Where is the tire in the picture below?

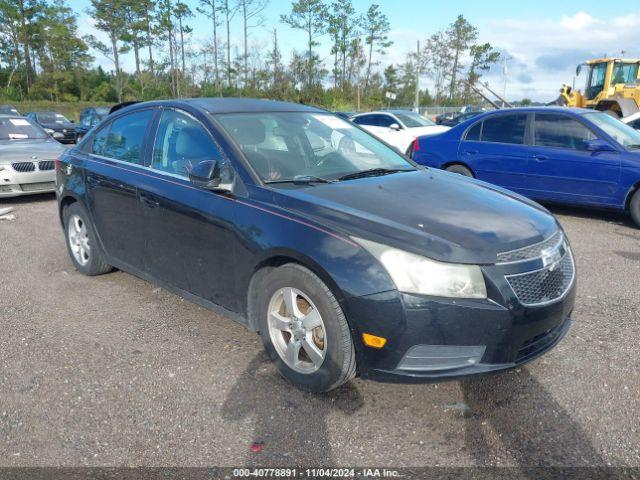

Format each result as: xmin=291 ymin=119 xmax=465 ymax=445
xmin=63 ymin=202 xmax=112 ymax=276
xmin=256 ymin=263 xmax=356 ymax=392
xmin=630 ymin=190 xmax=640 ymax=228
xmin=445 ymin=164 xmax=474 ymax=177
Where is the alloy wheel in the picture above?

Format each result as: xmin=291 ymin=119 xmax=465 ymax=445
xmin=67 ymin=214 xmax=91 ymax=266
xmin=267 ymin=287 xmax=327 ymax=374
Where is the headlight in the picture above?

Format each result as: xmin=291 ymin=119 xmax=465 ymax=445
xmin=353 ymin=237 xmax=487 ymax=299
xmin=44 ymin=128 xmax=55 ymax=135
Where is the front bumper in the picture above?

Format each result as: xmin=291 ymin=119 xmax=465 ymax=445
xmin=343 ymin=280 xmax=576 ymax=383
xmin=0 ymin=166 xmax=56 ymax=197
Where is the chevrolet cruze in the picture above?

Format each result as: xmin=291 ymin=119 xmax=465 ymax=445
xmin=56 ymin=99 xmax=576 ymax=392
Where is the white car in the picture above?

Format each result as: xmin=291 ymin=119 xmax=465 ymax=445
xmin=351 ymin=110 xmax=450 ymax=155
xmin=622 ymin=111 xmax=640 ymax=130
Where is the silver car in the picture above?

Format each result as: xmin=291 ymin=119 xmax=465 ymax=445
xmin=0 ymin=115 xmax=67 ymax=197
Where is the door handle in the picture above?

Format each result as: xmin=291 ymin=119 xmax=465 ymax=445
xmin=140 ymin=193 xmax=160 ymax=208
xmin=532 ymin=154 xmax=548 ymax=161
xmin=464 ymin=149 xmax=478 ymax=155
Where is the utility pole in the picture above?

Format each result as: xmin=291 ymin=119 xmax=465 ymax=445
xmin=414 ymin=40 xmax=420 ymax=112
xmin=502 ymin=56 xmax=510 ymax=108
xmin=355 ymin=40 xmax=361 ymax=112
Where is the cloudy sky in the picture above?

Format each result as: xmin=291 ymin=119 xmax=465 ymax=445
xmin=68 ymin=0 xmax=640 ymax=102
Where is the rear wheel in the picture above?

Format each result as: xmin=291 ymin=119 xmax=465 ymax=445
xmin=445 ymin=164 xmax=474 ymax=177
xmin=63 ymin=202 xmax=112 ymax=276
xmin=256 ymin=264 xmax=356 ymax=392
xmin=630 ymin=190 xmax=640 ymax=228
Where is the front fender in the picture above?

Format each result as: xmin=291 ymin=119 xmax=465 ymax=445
xmin=232 ymin=196 xmax=396 ymax=316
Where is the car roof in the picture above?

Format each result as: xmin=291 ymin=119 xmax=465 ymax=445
xmin=123 ymin=98 xmax=326 ymax=115
xmin=352 ymin=111 xmax=396 ymax=116
xmin=468 ymin=107 xmax=596 ymax=121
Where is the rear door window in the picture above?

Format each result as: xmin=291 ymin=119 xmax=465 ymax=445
xmin=377 ymin=115 xmax=396 ymax=128
xmin=101 ymin=110 xmax=153 ymax=164
xmin=353 ymin=115 xmax=379 ymax=127
xmin=534 ymin=113 xmax=596 ymax=150
xmin=480 ymin=114 xmax=527 ymax=144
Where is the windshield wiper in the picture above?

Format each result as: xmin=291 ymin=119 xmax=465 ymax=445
xmin=265 ymin=175 xmax=337 ymax=185
xmin=337 ymin=168 xmax=414 ymax=181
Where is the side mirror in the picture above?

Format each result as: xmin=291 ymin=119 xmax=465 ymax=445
xmin=389 ymin=123 xmax=402 ymax=131
xmin=584 ymin=139 xmax=616 ymax=153
xmin=188 ymin=159 xmax=233 ymax=192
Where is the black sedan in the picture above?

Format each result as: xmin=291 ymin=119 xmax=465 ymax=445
xmin=440 ymin=110 xmax=483 ymax=127
xmin=26 ymin=111 xmax=77 ymax=144
xmin=56 ymin=98 xmax=575 ymax=392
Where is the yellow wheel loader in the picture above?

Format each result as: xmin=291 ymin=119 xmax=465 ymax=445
xmin=554 ymin=58 xmax=640 ymax=118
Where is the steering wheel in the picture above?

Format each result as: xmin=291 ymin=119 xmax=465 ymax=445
xmin=316 ymin=151 xmax=345 ymax=169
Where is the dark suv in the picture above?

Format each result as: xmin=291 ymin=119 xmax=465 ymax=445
xmin=56 ymin=99 xmax=576 ymax=392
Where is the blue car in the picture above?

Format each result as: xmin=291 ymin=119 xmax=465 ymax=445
xmin=56 ymin=99 xmax=575 ymax=392
xmin=412 ymin=107 xmax=640 ymax=227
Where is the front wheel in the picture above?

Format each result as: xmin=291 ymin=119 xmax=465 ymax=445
xmin=445 ymin=164 xmax=474 ymax=177
xmin=256 ymin=264 xmax=356 ymax=392
xmin=630 ymin=190 xmax=640 ymax=228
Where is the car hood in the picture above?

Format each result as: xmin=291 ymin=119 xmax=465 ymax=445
xmin=272 ymin=169 xmax=558 ymax=264
xmin=0 ymin=139 xmax=67 ymax=163
xmin=407 ymin=125 xmax=450 ymax=137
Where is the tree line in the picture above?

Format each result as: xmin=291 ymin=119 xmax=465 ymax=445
xmin=0 ymin=0 xmax=500 ymax=109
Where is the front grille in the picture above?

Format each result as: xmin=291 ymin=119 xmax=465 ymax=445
xmin=497 ymin=230 xmax=563 ymax=263
xmin=20 ymin=181 xmax=55 ymax=192
xmin=517 ymin=321 xmax=566 ymax=361
xmin=11 ymin=161 xmax=36 ymax=173
xmin=0 ymin=185 xmax=13 ymax=193
xmin=506 ymin=251 xmax=575 ymax=306
xmin=38 ymin=160 xmax=55 ymax=171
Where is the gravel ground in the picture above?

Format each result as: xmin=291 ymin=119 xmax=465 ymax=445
xmin=0 ymin=193 xmax=638 ymax=468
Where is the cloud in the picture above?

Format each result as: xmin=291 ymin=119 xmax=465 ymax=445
xmin=560 ymin=12 xmax=597 ymax=31
xmin=478 ymin=11 xmax=640 ymax=101
xmin=535 ymin=49 xmax=599 ymax=72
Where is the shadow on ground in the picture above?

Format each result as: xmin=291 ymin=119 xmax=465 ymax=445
xmin=222 ymin=353 xmax=364 ymax=466
xmin=461 ymin=368 xmax=605 ymax=469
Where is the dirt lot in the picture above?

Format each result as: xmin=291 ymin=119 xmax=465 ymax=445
xmin=0 ymin=194 xmax=639 ymax=468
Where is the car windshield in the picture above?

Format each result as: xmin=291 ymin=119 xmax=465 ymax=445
xmin=0 ymin=117 xmax=48 ymax=140
xmin=584 ymin=112 xmax=640 ymax=148
xmin=392 ymin=112 xmax=435 ymax=128
xmin=217 ymin=112 xmax=415 ymax=183
xmin=0 ymin=106 xmax=20 ymax=115
xmin=95 ymin=107 xmax=110 ymax=118
xmin=37 ymin=112 xmax=70 ymax=124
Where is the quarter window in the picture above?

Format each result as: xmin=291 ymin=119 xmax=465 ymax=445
xmin=480 ymin=114 xmax=527 ymax=145
xmin=534 ymin=114 xmax=595 ymax=150
xmin=465 ymin=121 xmax=482 ymax=141
xmin=151 ymin=109 xmax=223 ymax=178
xmin=101 ymin=110 xmax=153 ymax=164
